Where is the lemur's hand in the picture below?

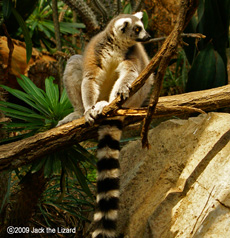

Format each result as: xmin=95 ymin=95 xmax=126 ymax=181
xmin=84 ymin=101 xmax=109 ymax=125
xmin=116 ymin=82 xmax=131 ymax=99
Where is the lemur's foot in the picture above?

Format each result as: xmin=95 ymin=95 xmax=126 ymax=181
xmin=57 ymin=111 xmax=82 ymax=127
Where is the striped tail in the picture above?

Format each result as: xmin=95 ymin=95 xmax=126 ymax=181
xmin=92 ymin=119 xmax=123 ymax=238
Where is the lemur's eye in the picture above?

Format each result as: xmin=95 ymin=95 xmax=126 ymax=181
xmin=134 ymin=26 xmax=141 ymax=34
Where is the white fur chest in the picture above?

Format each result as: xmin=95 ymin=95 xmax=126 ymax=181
xmin=96 ymin=46 xmax=125 ymax=101
xmin=100 ymin=45 xmax=125 ymax=71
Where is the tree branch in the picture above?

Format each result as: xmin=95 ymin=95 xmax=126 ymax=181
xmin=52 ymin=0 xmax=64 ymax=91
xmin=62 ymin=0 xmax=99 ymax=32
xmin=0 ymin=84 xmax=230 ymax=172
xmin=145 ymin=33 xmax=206 ymax=44
xmin=141 ymin=0 xmax=199 ymax=148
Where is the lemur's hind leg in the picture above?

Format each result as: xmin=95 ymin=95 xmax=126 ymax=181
xmin=57 ymin=55 xmax=84 ymax=126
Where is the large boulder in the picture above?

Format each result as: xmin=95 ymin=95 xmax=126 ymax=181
xmin=118 ymin=112 xmax=230 ymax=238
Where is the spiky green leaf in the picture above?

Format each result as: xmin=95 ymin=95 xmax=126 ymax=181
xmin=11 ymin=8 xmax=32 ymax=63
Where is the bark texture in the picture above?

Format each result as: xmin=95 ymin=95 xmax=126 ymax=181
xmin=0 ymin=84 xmax=230 ymax=172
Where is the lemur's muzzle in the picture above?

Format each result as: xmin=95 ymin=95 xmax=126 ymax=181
xmin=137 ymin=32 xmax=151 ymax=42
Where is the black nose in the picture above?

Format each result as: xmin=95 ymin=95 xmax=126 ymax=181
xmin=137 ymin=32 xmax=151 ymax=42
xmin=143 ymin=33 xmax=151 ymax=42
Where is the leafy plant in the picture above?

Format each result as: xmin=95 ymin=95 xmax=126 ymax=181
xmin=0 ymin=76 xmax=96 ymax=229
xmin=162 ymin=50 xmax=188 ymax=95
xmin=37 ymin=175 xmax=94 ymax=229
xmin=2 ymin=0 xmax=34 ymax=63
xmin=22 ymin=0 xmax=85 ymax=50
xmin=0 ymin=74 xmax=96 ymax=184
xmin=184 ymin=0 xmax=230 ymax=91
xmin=0 ymin=75 xmax=73 ymax=142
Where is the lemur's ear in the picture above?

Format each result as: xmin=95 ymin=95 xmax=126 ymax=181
xmin=115 ymin=18 xmax=132 ymax=33
xmin=133 ymin=12 xmax=143 ymax=20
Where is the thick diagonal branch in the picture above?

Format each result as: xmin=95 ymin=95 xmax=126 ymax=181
xmin=141 ymin=0 xmax=199 ymax=148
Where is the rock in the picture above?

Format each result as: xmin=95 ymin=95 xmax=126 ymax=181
xmin=118 ymin=112 xmax=230 ymax=238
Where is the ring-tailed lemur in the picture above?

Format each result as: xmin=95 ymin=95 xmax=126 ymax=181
xmin=58 ymin=12 xmax=153 ymax=238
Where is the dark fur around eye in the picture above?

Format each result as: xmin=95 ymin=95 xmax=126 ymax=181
xmin=121 ymin=21 xmax=129 ymax=33
xmin=134 ymin=26 xmax=141 ymax=34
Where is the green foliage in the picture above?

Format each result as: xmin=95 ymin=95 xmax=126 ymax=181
xmin=2 ymin=0 xmax=33 ymax=63
xmin=23 ymin=0 xmax=85 ymax=50
xmin=0 ymin=75 xmax=73 ymax=142
xmin=1 ymin=76 xmax=97 ymax=227
xmin=123 ymin=2 xmax=132 ymax=14
xmin=184 ymin=0 xmax=230 ymax=92
xmin=11 ymin=8 xmax=33 ymax=63
xmin=186 ymin=44 xmax=226 ymax=91
xmin=2 ymin=0 xmax=85 ymax=53
xmin=163 ymin=50 xmax=188 ymax=95
xmin=31 ymin=145 xmax=96 ymax=197
xmin=38 ymin=176 xmax=94 ymax=229
xmin=142 ymin=11 xmax=149 ymax=30
xmin=2 ymin=0 xmax=11 ymax=20
xmin=0 ymin=75 xmax=96 ymax=195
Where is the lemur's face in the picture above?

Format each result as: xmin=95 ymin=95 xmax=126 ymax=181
xmin=113 ymin=12 xmax=151 ymax=44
